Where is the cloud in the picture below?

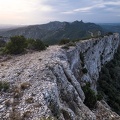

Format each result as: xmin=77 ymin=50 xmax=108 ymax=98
xmin=61 ymin=4 xmax=105 ymax=14
xmin=0 ymin=0 xmax=120 ymax=24
xmin=104 ymin=1 xmax=120 ymax=6
xmin=61 ymin=0 xmax=120 ymax=15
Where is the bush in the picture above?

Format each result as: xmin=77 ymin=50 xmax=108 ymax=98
xmin=82 ymin=83 xmax=97 ymax=109
xmin=26 ymin=38 xmax=36 ymax=50
xmin=80 ymin=52 xmax=84 ymax=63
xmin=4 ymin=37 xmax=46 ymax=54
xmin=0 ymin=81 xmax=10 ymax=92
xmin=59 ymin=39 xmax=70 ymax=45
xmin=67 ymin=42 xmax=76 ymax=46
xmin=33 ymin=39 xmax=46 ymax=51
xmin=27 ymin=39 xmax=46 ymax=51
xmin=106 ymin=32 xmax=113 ymax=36
xmin=97 ymin=46 xmax=120 ymax=115
xmin=0 ymin=40 xmax=6 ymax=47
xmin=97 ymin=91 xmax=104 ymax=101
xmin=5 ymin=36 xmax=27 ymax=54
xmin=82 ymin=68 xmax=88 ymax=74
xmin=61 ymin=45 xmax=69 ymax=50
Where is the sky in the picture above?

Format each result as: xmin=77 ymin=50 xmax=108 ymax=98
xmin=0 ymin=0 xmax=120 ymax=25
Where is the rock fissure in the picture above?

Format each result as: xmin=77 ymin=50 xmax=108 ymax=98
xmin=0 ymin=33 xmax=120 ymax=120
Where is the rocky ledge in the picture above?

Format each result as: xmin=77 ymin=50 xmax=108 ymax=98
xmin=0 ymin=33 xmax=120 ymax=120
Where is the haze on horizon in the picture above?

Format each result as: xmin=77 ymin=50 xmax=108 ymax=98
xmin=0 ymin=0 xmax=120 ymax=25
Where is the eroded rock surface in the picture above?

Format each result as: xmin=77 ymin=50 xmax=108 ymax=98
xmin=0 ymin=33 xmax=120 ymax=120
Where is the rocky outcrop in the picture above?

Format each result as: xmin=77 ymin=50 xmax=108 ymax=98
xmin=94 ymin=100 xmax=120 ymax=120
xmin=0 ymin=33 xmax=119 ymax=120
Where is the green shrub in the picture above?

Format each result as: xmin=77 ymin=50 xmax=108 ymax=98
xmin=5 ymin=36 xmax=27 ymax=54
xmin=0 ymin=47 xmax=6 ymax=55
xmin=1 ymin=36 xmax=46 ymax=55
xmin=33 ymin=39 xmax=46 ymax=51
xmin=0 ymin=81 xmax=10 ymax=92
xmin=0 ymin=40 xmax=6 ymax=47
xmin=27 ymin=38 xmax=46 ymax=51
xmin=97 ymin=91 xmax=104 ymax=101
xmin=26 ymin=38 xmax=36 ymax=50
xmin=67 ymin=42 xmax=76 ymax=46
xmin=61 ymin=42 xmax=76 ymax=50
xmin=97 ymin=46 xmax=120 ymax=115
xmin=59 ymin=39 xmax=70 ymax=45
xmin=82 ymin=68 xmax=88 ymax=74
xmin=80 ymin=52 xmax=84 ymax=63
xmin=61 ymin=45 xmax=69 ymax=49
xmin=106 ymin=32 xmax=113 ymax=36
xmin=45 ymin=44 xmax=49 ymax=48
xmin=82 ymin=83 xmax=97 ymax=109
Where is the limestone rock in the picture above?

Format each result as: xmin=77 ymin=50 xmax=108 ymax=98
xmin=0 ymin=33 xmax=119 ymax=120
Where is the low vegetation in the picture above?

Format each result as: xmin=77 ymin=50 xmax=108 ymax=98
xmin=20 ymin=82 xmax=31 ymax=90
xmin=9 ymin=109 xmax=22 ymax=120
xmin=0 ymin=35 xmax=47 ymax=55
xmin=40 ymin=117 xmax=57 ymax=120
xmin=82 ymin=82 xmax=103 ymax=110
xmin=59 ymin=39 xmax=70 ymax=45
xmin=0 ymin=81 xmax=10 ymax=92
xmin=80 ymin=52 xmax=84 ymax=63
xmin=82 ymin=83 xmax=97 ymax=109
xmin=82 ymin=68 xmax=88 ymax=74
xmin=27 ymin=38 xmax=46 ymax=51
xmin=5 ymin=36 xmax=27 ymax=54
xmin=97 ymin=46 xmax=120 ymax=115
xmin=106 ymin=32 xmax=113 ymax=36
xmin=25 ymin=97 xmax=34 ymax=104
xmin=0 ymin=39 xmax=6 ymax=47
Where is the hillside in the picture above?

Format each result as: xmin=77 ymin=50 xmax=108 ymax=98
xmin=99 ymin=23 xmax=120 ymax=34
xmin=0 ymin=21 xmax=103 ymax=45
xmin=0 ymin=33 xmax=119 ymax=120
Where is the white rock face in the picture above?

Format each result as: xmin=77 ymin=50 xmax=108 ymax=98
xmin=67 ymin=33 xmax=120 ymax=91
xmin=0 ymin=33 xmax=119 ymax=120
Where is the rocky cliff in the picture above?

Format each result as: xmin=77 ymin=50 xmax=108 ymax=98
xmin=0 ymin=33 xmax=119 ymax=120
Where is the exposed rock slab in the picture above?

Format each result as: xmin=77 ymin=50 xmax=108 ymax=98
xmin=0 ymin=33 xmax=119 ymax=120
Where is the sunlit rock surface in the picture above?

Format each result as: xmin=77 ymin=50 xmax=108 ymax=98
xmin=0 ymin=33 xmax=119 ymax=120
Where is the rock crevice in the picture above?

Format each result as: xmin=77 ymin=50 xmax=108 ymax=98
xmin=0 ymin=33 xmax=119 ymax=120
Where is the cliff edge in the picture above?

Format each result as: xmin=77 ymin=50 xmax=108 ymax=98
xmin=0 ymin=33 xmax=120 ymax=120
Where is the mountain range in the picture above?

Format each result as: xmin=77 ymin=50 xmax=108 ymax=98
xmin=98 ymin=23 xmax=120 ymax=34
xmin=0 ymin=21 xmax=103 ymax=44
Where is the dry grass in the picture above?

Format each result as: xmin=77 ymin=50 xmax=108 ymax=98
xmin=13 ymin=87 xmax=22 ymax=99
xmin=22 ymin=111 xmax=31 ymax=119
xmin=5 ymin=100 xmax=11 ymax=107
xmin=20 ymin=82 xmax=31 ymax=90
xmin=9 ymin=108 xmax=22 ymax=120
xmin=25 ymin=97 xmax=34 ymax=104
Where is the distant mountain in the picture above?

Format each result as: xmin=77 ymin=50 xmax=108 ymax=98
xmin=0 ymin=21 xmax=103 ymax=44
xmin=0 ymin=24 xmax=27 ymax=32
xmin=98 ymin=23 xmax=120 ymax=34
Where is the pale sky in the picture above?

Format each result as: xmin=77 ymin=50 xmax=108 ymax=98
xmin=0 ymin=0 xmax=120 ymax=25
